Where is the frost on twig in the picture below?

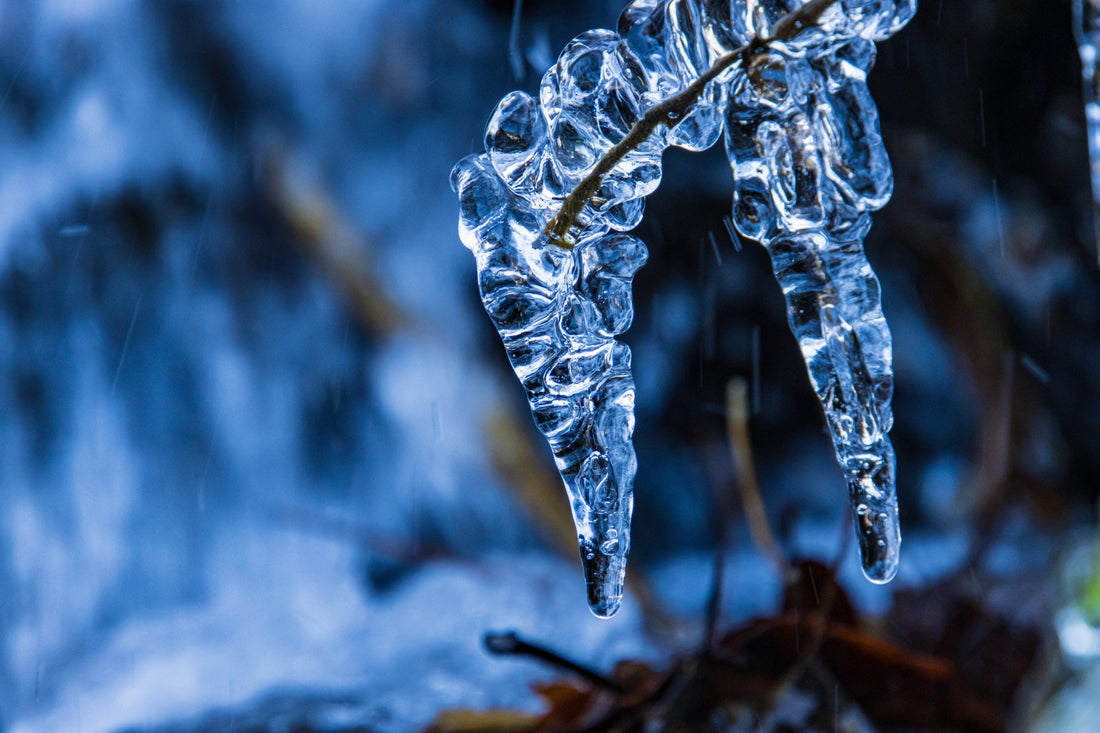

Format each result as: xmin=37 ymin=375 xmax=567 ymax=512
xmin=452 ymin=0 xmax=915 ymax=617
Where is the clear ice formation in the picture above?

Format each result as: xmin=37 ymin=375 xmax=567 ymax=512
xmin=452 ymin=0 xmax=914 ymax=616
xmin=1075 ymin=0 xmax=1100 ymax=265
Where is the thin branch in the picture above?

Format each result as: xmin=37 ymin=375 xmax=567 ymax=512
xmin=483 ymin=631 xmax=625 ymax=693
xmin=544 ymin=0 xmax=840 ymax=247
xmin=700 ymin=551 xmax=725 ymax=654
xmin=263 ymin=146 xmax=409 ymax=337
xmin=726 ymin=377 xmax=786 ymax=572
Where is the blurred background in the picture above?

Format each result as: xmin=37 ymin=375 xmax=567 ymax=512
xmin=0 ymin=0 xmax=1098 ymax=730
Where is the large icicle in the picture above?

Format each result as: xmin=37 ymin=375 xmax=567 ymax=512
xmin=451 ymin=31 xmax=663 ymax=617
xmin=453 ymin=0 xmax=915 ymax=615
xmin=1075 ymin=0 xmax=1100 ymax=266
xmin=724 ymin=10 xmax=911 ymax=581
xmin=452 ymin=152 xmax=647 ymax=617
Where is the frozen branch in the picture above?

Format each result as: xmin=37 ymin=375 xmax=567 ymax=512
xmin=544 ymin=0 xmax=840 ymax=247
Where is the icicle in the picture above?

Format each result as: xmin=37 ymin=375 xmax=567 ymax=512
xmin=452 ymin=32 xmax=659 ymax=617
xmin=1075 ymin=0 xmax=1100 ymax=266
xmin=725 ymin=24 xmax=906 ymax=582
xmin=453 ymin=0 xmax=915 ymax=615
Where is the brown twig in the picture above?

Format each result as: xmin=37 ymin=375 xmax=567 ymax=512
xmin=263 ymin=146 xmax=409 ymax=337
xmin=483 ymin=631 xmax=625 ymax=693
xmin=543 ymin=0 xmax=840 ymax=247
xmin=726 ymin=377 xmax=786 ymax=572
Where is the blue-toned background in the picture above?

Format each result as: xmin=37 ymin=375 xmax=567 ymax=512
xmin=0 ymin=1 xmax=1097 ymax=730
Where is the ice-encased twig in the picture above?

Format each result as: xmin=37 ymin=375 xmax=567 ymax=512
xmin=1075 ymin=0 xmax=1100 ymax=266
xmin=452 ymin=150 xmax=646 ymax=617
xmin=453 ymin=0 xmax=915 ymax=615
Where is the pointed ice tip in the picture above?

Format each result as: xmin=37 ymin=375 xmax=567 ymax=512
xmin=853 ymin=503 xmax=901 ymax=585
xmin=860 ymin=552 xmax=899 ymax=584
xmin=845 ymin=450 xmax=901 ymax=585
xmin=580 ymin=540 xmax=626 ymax=618
xmin=588 ymin=591 xmax=622 ymax=619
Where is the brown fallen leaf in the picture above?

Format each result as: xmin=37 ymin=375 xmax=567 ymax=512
xmin=438 ymin=558 xmax=1035 ymax=732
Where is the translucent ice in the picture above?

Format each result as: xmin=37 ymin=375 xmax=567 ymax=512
xmin=723 ymin=20 xmax=907 ymax=582
xmin=453 ymin=0 xmax=914 ymax=613
xmin=455 ymin=14 xmax=665 ymax=617
xmin=1075 ymin=0 xmax=1100 ymax=265
xmin=452 ymin=152 xmax=646 ymax=617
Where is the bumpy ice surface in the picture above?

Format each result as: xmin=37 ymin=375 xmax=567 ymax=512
xmin=453 ymin=0 xmax=916 ymax=616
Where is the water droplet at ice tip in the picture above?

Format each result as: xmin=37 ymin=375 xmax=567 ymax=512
xmin=581 ymin=540 xmax=625 ymax=618
xmin=861 ymin=554 xmax=899 ymax=585
xmin=853 ymin=499 xmax=900 ymax=584
xmin=858 ymin=529 xmax=900 ymax=584
xmin=588 ymin=591 xmax=623 ymax=619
